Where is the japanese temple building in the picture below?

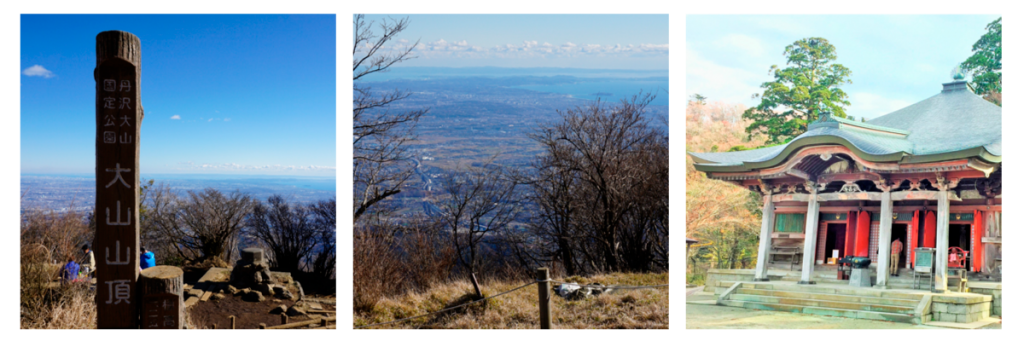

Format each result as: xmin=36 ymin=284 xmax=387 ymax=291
xmin=689 ymin=77 xmax=1001 ymax=294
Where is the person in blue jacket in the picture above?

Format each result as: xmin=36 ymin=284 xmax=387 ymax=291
xmin=61 ymin=255 xmax=79 ymax=284
xmin=140 ymin=246 xmax=156 ymax=270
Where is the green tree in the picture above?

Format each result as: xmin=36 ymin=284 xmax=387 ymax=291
xmin=742 ymin=37 xmax=852 ymax=145
xmin=961 ymin=17 xmax=1001 ymax=106
xmin=690 ymin=93 xmax=707 ymax=105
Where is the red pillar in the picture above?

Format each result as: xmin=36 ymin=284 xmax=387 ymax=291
xmin=844 ymin=211 xmax=857 ymax=258
xmin=908 ymin=210 xmax=919 ymax=265
xmin=923 ymin=211 xmax=936 ymax=248
xmin=855 ymin=211 xmax=871 ymax=257
xmin=972 ymin=210 xmax=984 ymax=272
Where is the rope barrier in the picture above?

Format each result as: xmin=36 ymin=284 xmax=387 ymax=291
xmin=549 ymin=280 xmax=669 ymax=290
xmin=355 ymin=280 xmax=539 ymax=329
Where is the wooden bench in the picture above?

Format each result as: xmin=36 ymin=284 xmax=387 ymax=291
xmin=769 ymin=238 xmax=804 ymax=270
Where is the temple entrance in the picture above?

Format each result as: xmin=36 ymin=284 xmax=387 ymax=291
xmin=950 ymin=223 xmax=972 ymax=269
xmin=823 ymin=223 xmax=847 ymax=261
xmin=891 ymin=223 xmax=908 ymax=268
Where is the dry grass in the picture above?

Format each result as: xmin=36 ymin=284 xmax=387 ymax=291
xmin=354 ymin=272 xmax=668 ymax=329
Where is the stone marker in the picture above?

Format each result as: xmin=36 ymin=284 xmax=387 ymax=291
xmin=139 ymin=266 xmax=184 ymax=329
xmin=94 ymin=30 xmax=143 ymax=329
xmin=200 ymin=291 xmax=213 ymax=302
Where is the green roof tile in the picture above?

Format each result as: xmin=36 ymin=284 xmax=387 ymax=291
xmin=689 ymin=81 xmax=1001 ymax=173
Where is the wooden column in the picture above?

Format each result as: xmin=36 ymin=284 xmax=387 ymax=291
xmin=934 ymin=188 xmax=950 ymax=293
xmin=799 ymin=184 xmax=819 ymax=285
xmin=753 ymin=192 xmax=775 ymax=281
xmin=139 ymin=266 xmax=184 ymax=329
xmin=94 ymin=30 xmax=142 ymax=329
xmin=875 ymin=189 xmax=893 ymax=288
xmin=536 ymin=268 xmax=551 ymax=329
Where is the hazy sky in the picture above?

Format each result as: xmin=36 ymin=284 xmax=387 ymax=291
xmin=21 ymin=14 xmax=336 ymax=176
xmin=687 ymin=15 xmax=1000 ymax=121
xmin=355 ymin=14 xmax=669 ymax=70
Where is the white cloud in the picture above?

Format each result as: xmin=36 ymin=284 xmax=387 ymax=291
xmin=848 ymin=92 xmax=914 ymax=120
xmin=224 ymin=118 xmax=231 ymax=122
xmin=372 ymin=39 xmax=669 ymax=60
xmin=170 ymin=115 xmax=181 ymax=120
xmin=716 ymin=34 xmax=765 ymax=57
xmin=22 ymin=65 xmax=55 ymax=78
xmin=174 ymin=162 xmax=336 ymax=172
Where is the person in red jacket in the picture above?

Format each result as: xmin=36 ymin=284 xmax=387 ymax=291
xmin=890 ymin=238 xmax=904 ymax=277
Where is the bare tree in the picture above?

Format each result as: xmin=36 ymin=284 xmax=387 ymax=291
xmin=353 ymin=14 xmax=427 ymax=222
xmin=246 ymin=195 xmax=317 ymax=274
xmin=530 ymin=94 xmax=666 ymax=273
xmin=308 ymin=198 xmax=337 ymax=281
xmin=435 ymin=161 xmax=522 ymax=273
xmin=148 ymin=188 xmax=254 ymax=265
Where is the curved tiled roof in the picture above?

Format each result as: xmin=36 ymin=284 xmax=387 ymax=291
xmin=690 ymin=81 xmax=1001 ymax=173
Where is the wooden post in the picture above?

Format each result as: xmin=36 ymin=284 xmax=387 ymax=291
xmin=536 ymin=268 xmax=551 ymax=329
xmin=470 ymin=272 xmax=483 ymax=298
xmin=230 ymin=315 xmax=236 ymax=329
xmin=139 ymin=266 xmax=184 ymax=329
xmin=281 ymin=313 xmax=288 ymax=325
xmin=320 ymin=318 xmax=328 ymax=327
xmin=94 ymin=30 xmax=143 ymax=329
xmin=212 ymin=324 xmax=217 ymax=329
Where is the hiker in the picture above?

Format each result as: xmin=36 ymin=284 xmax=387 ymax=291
xmin=140 ymin=246 xmax=156 ymax=270
xmin=890 ymin=238 xmax=903 ymax=277
xmin=81 ymin=244 xmax=95 ymax=279
xmin=61 ymin=255 xmax=80 ymax=284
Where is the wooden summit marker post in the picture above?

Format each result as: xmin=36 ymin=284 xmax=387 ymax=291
xmin=139 ymin=266 xmax=184 ymax=329
xmin=94 ymin=30 xmax=142 ymax=329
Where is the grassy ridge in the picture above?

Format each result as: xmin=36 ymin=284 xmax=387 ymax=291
xmin=354 ymin=272 xmax=668 ymax=329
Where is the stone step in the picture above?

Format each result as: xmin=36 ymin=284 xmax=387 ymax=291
xmin=734 ymin=287 xmax=920 ymax=308
xmin=720 ymin=299 xmax=918 ymax=324
xmin=730 ymin=293 xmax=917 ymax=314
xmin=739 ymin=283 xmax=926 ymax=301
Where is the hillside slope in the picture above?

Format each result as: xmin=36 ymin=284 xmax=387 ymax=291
xmin=354 ymin=272 xmax=668 ymax=329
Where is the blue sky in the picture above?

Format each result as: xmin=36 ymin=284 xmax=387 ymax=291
xmin=355 ymin=14 xmax=668 ymax=70
xmin=687 ymin=15 xmax=1000 ymax=121
xmin=21 ymin=14 xmax=336 ymax=176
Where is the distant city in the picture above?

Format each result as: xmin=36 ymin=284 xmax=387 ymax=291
xmin=21 ymin=174 xmax=336 ymax=213
xmin=358 ymin=67 xmax=669 ymax=217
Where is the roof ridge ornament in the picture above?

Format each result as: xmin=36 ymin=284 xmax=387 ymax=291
xmin=951 ymin=65 xmax=965 ymax=81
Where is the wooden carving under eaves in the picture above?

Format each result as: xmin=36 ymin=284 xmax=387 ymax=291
xmin=976 ymin=177 xmax=1001 ymax=198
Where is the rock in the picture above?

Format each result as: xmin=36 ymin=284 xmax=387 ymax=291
xmin=286 ymin=304 xmax=307 ymax=317
xmin=239 ymin=288 xmax=251 ymax=296
xmin=294 ymin=281 xmax=305 ymax=299
xmin=269 ymin=305 xmax=287 ymax=315
xmin=252 ymin=271 xmax=263 ymax=284
xmin=228 ymin=285 xmax=239 ymax=295
xmin=257 ymin=283 xmax=274 ymax=295
xmin=244 ymin=290 xmax=265 ymax=302
xmin=212 ymin=293 xmax=226 ymax=300
xmin=277 ymin=288 xmax=295 ymax=300
xmin=186 ymin=289 xmax=204 ymax=298
xmin=259 ymin=268 xmax=273 ymax=284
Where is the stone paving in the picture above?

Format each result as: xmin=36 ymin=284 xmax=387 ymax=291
xmin=686 ymin=287 xmax=1001 ymax=329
